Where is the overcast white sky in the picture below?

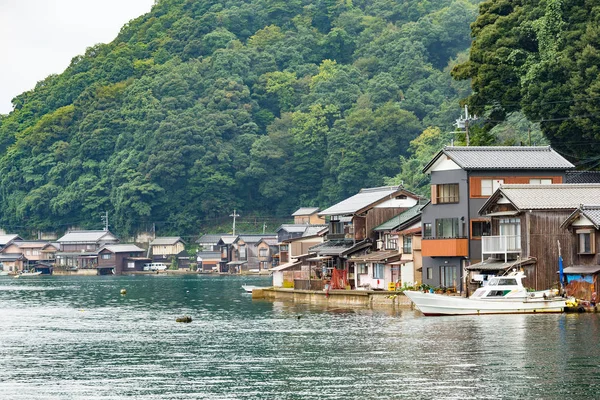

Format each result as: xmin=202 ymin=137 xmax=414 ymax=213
xmin=0 ymin=0 xmax=155 ymax=114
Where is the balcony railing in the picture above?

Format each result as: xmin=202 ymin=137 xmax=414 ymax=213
xmin=481 ymin=235 xmax=521 ymax=262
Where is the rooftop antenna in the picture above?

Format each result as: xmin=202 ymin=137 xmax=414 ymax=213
xmin=230 ymin=210 xmax=240 ymax=236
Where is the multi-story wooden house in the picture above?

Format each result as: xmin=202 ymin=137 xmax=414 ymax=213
xmin=256 ymin=237 xmax=279 ymax=272
xmin=55 ymin=230 xmax=119 ymax=269
xmin=291 ymin=207 xmax=325 ymax=225
xmin=97 ymin=244 xmax=148 ymax=275
xmin=420 ymin=146 xmax=573 ymax=292
xmin=560 ymin=205 xmax=600 ymax=301
xmin=477 ymin=184 xmax=600 ymax=293
xmin=371 ymin=203 xmax=425 ymax=289
xmin=0 ymin=241 xmax=58 ymax=274
xmin=310 ymin=186 xmax=420 ymax=289
xmin=150 ymin=237 xmax=190 ymax=268
xmin=217 ymin=235 xmax=238 ymax=273
xmin=234 ymin=234 xmax=277 ymax=272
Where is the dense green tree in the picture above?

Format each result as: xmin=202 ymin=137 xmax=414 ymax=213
xmin=0 ymin=0 xmax=485 ymax=236
xmin=453 ymin=0 xmax=600 ymax=159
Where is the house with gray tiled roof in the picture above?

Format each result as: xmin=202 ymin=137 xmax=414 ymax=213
xmin=291 ymin=207 xmax=325 ymax=225
xmin=97 ymin=244 xmax=149 ymax=275
xmin=233 ymin=234 xmax=277 ymax=272
xmin=560 ymin=205 xmax=600 ymax=302
xmin=55 ymin=230 xmax=119 ymax=270
xmin=370 ymin=203 xmax=427 ymax=288
xmin=196 ymin=234 xmax=224 ymax=251
xmin=478 ymin=184 xmax=600 ymax=294
xmin=309 ymin=186 xmax=421 ymax=289
xmin=420 ymin=146 xmax=574 ymax=294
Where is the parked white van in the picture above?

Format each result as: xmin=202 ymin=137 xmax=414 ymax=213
xmin=143 ymin=262 xmax=168 ymax=271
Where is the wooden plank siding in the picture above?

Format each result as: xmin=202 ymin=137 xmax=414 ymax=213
xmin=364 ymin=207 xmax=410 ymax=241
xmin=469 ymin=176 xmax=563 ymax=198
xmin=519 ymin=211 xmax=574 ymax=290
xmin=421 ymin=238 xmax=469 ymax=257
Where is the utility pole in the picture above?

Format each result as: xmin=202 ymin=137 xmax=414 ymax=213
xmin=454 ymin=105 xmax=477 ymax=146
xmin=262 ymin=223 xmax=267 ymax=234
xmin=230 ymin=210 xmax=240 ymax=236
xmin=100 ymin=211 xmax=109 ymax=231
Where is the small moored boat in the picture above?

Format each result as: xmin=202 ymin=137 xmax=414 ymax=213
xmin=404 ymin=271 xmax=568 ymax=316
xmin=16 ymin=270 xmax=43 ymax=278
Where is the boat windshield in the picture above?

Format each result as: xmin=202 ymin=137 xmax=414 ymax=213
xmin=487 ymin=278 xmax=518 ymax=286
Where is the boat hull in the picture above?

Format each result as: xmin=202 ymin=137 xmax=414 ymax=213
xmin=404 ymin=291 xmax=566 ymax=316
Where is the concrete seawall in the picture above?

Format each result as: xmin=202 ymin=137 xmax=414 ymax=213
xmin=257 ymin=287 xmax=413 ymax=308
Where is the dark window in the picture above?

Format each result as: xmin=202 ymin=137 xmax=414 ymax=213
xmin=424 ymin=223 xmax=432 ymax=238
xmin=426 ymin=267 xmax=433 ymax=280
xmin=402 ymin=236 xmax=412 ymax=253
xmin=578 ymin=231 xmax=595 ymax=254
xmin=472 ymin=220 xmax=491 ymax=238
xmin=436 ymin=218 xmax=460 ymax=238
xmin=437 ymin=184 xmax=459 ymax=203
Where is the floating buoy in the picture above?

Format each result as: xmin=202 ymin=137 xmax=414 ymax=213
xmin=176 ymin=316 xmax=192 ymax=323
xmin=120 ymin=289 xmax=127 ymax=295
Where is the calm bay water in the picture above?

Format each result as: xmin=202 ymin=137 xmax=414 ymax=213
xmin=0 ymin=274 xmax=599 ymax=399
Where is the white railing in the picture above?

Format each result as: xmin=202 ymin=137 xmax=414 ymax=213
xmin=481 ymin=235 xmax=521 ymax=262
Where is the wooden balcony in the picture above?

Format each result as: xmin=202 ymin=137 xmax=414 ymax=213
xmin=422 ymin=238 xmax=469 ymax=257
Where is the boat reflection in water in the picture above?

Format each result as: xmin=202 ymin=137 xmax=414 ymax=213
xmin=404 ymin=271 xmax=568 ymax=316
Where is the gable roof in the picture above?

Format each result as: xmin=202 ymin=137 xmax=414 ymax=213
xmin=257 ymin=237 xmax=279 ymax=246
xmin=291 ymin=207 xmax=320 ymax=216
xmin=319 ymin=186 xmax=413 ymax=216
xmin=217 ymin=235 xmax=238 ymax=245
xmin=150 ymin=237 xmax=185 ymax=246
xmin=57 ymin=230 xmax=118 ymax=243
xmin=196 ymin=234 xmax=224 ymax=244
xmin=0 ymin=234 xmax=22 ymax=246
xmin=8 ymin=240 xmax=49 ymax=249
xmin=302 ymin=225 xmax=328 ymax=237
xmin=561 ymin=205 xmax=600 ymax=229
xmin=423 ymin=146 xmax=574 ymax=174
xmin=276 ymin=224 xmax=309 ymax=233
xmin=237 ymin=234 xmax=277 ymax=244
xmin=373 ymin=204 xmax=425 ymax=232
xmin=480 ymin=184 xmax=600 ymax=214
xmin=99 ymin=244 xmax=145 ymax=253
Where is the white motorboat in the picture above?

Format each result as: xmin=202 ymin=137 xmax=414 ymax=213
xmin=404 ymin=271 xmax=568 ymax=316
xmin=15 ymin=270 xmax=43 ymax=278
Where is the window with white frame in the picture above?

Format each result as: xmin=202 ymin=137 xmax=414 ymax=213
xmin=384 ymin=234 xmax=397 ymax=250
xmin=101 ymin=253 xmax=112 ymax=260
xmin=530 ymin=178 xmax=552 ymax=185
xmin=259 ymin=248 xmax=268 ymax=257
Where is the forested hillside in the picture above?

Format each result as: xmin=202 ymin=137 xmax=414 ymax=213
xmin=453 ymin=0 xmax=600 ymax=160
xmin=0 ymin=0 xmax=481 ymax=236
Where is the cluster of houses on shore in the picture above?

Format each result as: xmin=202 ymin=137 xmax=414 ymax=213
xmin=266 ymin=145 xmax=600 ymax=303
xmin=2 ymin=145 xmax=599 ymax=302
